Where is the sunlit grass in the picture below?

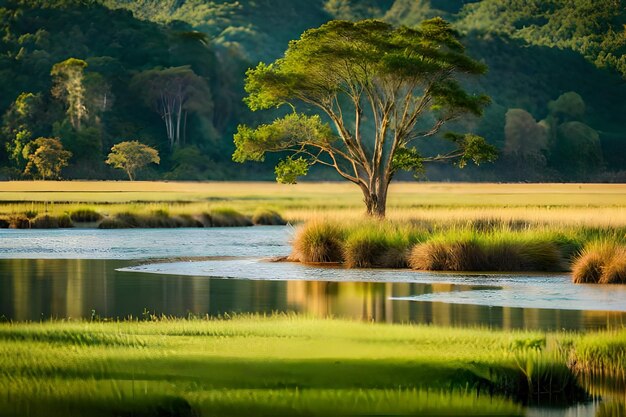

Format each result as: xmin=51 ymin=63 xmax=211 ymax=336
xmin=2 ymin=182 xmax=626 ymax=227
xmin=1 ymin=315 xmax=624 ymax=416
xmin=289 ymin=218 xmax=626 ymax=274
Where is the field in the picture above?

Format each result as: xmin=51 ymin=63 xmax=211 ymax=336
xmin=2 ymin=181 xmax=626 ymax=226
xmin=1 ymin=315 xmax=624 ymax=417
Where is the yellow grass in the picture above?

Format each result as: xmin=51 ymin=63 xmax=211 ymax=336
xmin=2 ymin=181 xmax=626 ymax=226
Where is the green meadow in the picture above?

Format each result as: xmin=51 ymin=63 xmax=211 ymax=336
xmin=1 ymin=315 xmax=624 ymax=416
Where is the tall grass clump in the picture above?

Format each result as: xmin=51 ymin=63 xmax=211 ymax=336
xmin=69 ymin=208 xmax=102 ymax=223
xmin=572 ymin=242 xmax=626 ymax=284
xmin=252 ymin=208 xmax=286 ymax=226
xmin=31 ymin=214 xmax=73 ymax=229
xmin=409 ymin=237 xmax=487 ymax=271
xmin=342 ymin=224 xmax=421 ymax=268
xmin=208 ymin=208 xmax=253 ymax=227
xmin=291 ymin=220 xmax=345 ymax=263
xmin=408 ymin=230 xmax=565 ymax=272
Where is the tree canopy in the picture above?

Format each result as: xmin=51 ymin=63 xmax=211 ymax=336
xmin=0 ymin=0 xmax=625 ymax=182
xmin=106 ymin=140 xmax=160 ymax=180
xmin=234 ymin=18 xmax=496 ymax=216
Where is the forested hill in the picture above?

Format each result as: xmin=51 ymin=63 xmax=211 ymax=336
xmin=0 ymin=0 xmax=625 ymax=182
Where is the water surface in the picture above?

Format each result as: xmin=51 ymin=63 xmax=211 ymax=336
xmin=1 ymin=228 xmax=626 ymax=331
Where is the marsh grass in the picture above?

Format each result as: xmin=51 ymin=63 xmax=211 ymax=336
xmin=3 ymin=182 xmax=626 ymax=230
xmin=69 ymin=208 xmax=102 ymax=223
xmin=291 ymin=219 xmax=607 ymax=273
xmin=343 ymin=224 xmax=423 ymax=268
xmin=0 ymin=316 xmax=623 ymax=416
xmin=252 ymin=208 xmax=287 ymax=226
xmin=572 ymin=242 xmax=626 ymax=284
xmin=208 ymin=207 xmax=253 ymax=227
xmin=30 ymin=213 xmax=73 ymax=229
xmin=291 ymin=220 xmax=345 ymax=263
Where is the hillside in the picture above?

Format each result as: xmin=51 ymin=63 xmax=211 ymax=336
xmin=0 ymin=0 xmax=624 ymax=181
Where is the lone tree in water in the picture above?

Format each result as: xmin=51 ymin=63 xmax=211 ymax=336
xmin=106 ymin=141 xmax=160 ymax=181
xmin=233 ymin=18 xmax=496 ymax=217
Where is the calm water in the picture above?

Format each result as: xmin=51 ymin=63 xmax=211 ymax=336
xmin=0 ymin=228 xmax=625 ymax=331
xmin=1 ymin=257 xmax=625 ymax=330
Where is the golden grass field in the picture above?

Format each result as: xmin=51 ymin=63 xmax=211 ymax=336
xmin=1 ymin=181 xmax=626 ymax=226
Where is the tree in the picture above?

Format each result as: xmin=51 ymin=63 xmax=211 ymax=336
xmin=23 ymin=137 xmax=71 ymax=180
xmin=106 ymin=140 xmax=160 ymax=181
xmin=503 ymin=109 xmax=548 ymax=159
xmin=502 ymin=109 xmax=549 ymax=179
xmin=1 ymin=92 xmax=47 ymax=169
xmin=51 ymin=58 xmax=88 ymax=130
xmin=233 ymin=19 xmax=496 ymax=217
xmin=131 ymin=66 xmax=212 ymax=150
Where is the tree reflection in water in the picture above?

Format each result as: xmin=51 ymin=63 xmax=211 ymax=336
xmin=1 ymin=259 xmax=625 ymax=331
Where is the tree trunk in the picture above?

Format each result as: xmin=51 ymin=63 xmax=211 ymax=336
xmin=362 ymin=178 xmax=389 ymax=218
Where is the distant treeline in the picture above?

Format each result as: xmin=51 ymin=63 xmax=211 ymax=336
xmin=0 ymin=0 xmax=624 ymax=182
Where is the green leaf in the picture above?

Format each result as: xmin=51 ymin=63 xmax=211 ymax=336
xmin=275 ymin=156 xmax=309 ymax=184
xmin=392 ymin=147 xmax=425 ymax=178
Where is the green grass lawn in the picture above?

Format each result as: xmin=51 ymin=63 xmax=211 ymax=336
xmin=1 ymin=315 xmax=624 ymax=416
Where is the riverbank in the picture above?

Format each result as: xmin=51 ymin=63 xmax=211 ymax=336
xmin=0 ymin=207 xmax=286 ymax=229
xmin=1 ymin=315 xmax=624 ymax=416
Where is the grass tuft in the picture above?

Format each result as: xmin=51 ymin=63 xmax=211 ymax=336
xmin=208 ymin=208 xmax=253 ymax=227
xmin=291 ymin=220 xmax=345 ymax=263
xmin=571 ymin=242 xmax=626 ymax=284
xmin=69 ymin=208 xmax=102 ymax=223
xmin=252 ymin=208 xmax=287 ymax=226
xmin=31 ymin=214 xmax=73 ymax=229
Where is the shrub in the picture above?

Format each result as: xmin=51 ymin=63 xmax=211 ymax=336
xmin=291 ymin=220 xmax=345 ymax=263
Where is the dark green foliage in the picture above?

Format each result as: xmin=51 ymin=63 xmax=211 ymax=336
xmin=0 ymin=0 xmax=624 ymax=182
xmin=235 ymin=18 xmax=494 ymax=216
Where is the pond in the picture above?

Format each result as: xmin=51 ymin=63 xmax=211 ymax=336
xmin=1 ymin=227 xmax=625 ymax=330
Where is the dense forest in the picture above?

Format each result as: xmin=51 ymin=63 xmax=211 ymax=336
xmin=0 ymin=0 xmax=624 ymax=181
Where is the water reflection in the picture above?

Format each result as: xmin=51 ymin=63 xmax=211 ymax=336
xmin=1 ymin=259 xmax=625 ymax=330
